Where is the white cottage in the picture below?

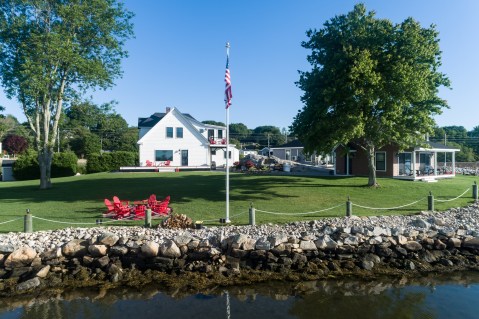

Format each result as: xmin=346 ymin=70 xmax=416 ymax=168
xmin=137 ymin=107 xmax=239 ymax=168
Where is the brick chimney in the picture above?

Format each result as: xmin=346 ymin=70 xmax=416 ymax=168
xmin=166 ymin=107 xmax=171 ymax=113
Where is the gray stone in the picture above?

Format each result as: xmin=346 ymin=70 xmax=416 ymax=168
xmin=447 ymin=238 xmax=462 ymax=248
xmin=88 ymin=244 xmax=108 ymax=257
xmin=403 ymin=241 xmax=422 ymax=251
xmin=36 ymin=265 xmax=50 ymax=278
xmin=299 ymin=240 xmax=317 ymax=251
xmin=242 ymin=238 xmax=257 ymax=251
xmin=255 ymin=238 xmax=271 ymax=250
xmin=0 ymin=245 xmax=15 ymax=253
xmin=110 ymin=245 xmax=129 ymax=256
xmin=16 ymin=277 xmax=41 ymax=291
xmin=412 ymin=218 xmax=431 ymax=229
xmin=361 ymin=260 xmax=374 ymax=270
xmin=363 ymin=254 xmax=381 ymax=264
xmin=160 ymin=240 xmax=181 ymax=258
xmin=95 ymin=256 xmax=110 ymax=268
xmin=141 ymin=241 xmax=159 ymax=257
xmin=173 ymin=235 xmax=193 ymax=246
xmin=231 ymin=234 xmax=249 ymax=249
xmin=268 ymin=234 xmax=288 ymax=247
xmin=62 ymin=239 xmax=88 ymax=257
xmin=97 ymin=232 xmax=119 ymax=246
xmin=462 ymin=237 xmax=479 ymax=249
xmin=344 ymin=236 xmax=359 ymax=246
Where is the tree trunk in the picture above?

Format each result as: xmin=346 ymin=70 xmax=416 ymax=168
xmin=366 ymin=145 xmax=379 ymax=187
xmin=38 ymin=147 xmax=53 ymax=189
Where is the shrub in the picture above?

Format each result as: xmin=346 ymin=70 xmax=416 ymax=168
xmin=13 ymin=150 xmax=40 ymax=180
xmin=51 ymin=151 xmax=78 ymax=177
xmin=86 ymin=151 xmax=138 ymax=173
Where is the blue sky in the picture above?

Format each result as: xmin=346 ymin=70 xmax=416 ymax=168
xmin=1 ymin=0 xmax=478 ymax=132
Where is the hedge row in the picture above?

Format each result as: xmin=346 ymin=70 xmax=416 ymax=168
xmin=86 ymin=151 xmax=138 ymax=173
xmin=13 ymin=151 xmax=138 ymax=180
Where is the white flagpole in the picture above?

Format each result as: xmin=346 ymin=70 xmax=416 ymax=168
xmin=225 ymin=42 xmax=231 ymax=223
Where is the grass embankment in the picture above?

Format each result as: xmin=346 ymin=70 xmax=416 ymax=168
xmin=0 ymin=172 xmax=476 ymax=232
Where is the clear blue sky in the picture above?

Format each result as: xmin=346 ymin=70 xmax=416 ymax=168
xmin=1 ymin=0 xmax=478 ymax=132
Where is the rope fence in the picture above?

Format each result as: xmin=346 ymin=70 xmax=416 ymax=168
xmin=0 ymin=183 xmax=477 ymax=233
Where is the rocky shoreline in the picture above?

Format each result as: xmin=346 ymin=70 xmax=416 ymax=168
xmin=1 ymin=203 xmax=479 ymax=296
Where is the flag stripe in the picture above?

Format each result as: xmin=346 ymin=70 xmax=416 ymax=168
xmin=225 ymin=56 xmax=232 ymax=109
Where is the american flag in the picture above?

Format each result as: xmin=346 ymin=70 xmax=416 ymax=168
xmin=224 ymin=55 xmax=232 ymax=109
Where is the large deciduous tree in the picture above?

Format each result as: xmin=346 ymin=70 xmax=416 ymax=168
xmin=0 ymin=0 xmax=133 ymax=189
xmin=291 ymin=4 xmax=450 ymax=186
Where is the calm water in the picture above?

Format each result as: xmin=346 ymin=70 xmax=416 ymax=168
xmin=1 ymin=272 xmax=479 ymax=319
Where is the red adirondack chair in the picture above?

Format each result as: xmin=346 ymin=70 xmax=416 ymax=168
xmin=103 ymin=198 xmax=116 ymax=217
xmin=151 ymin=195 xmax=172 ymax=216
xmin=112 ymin=196 xmax=131 ymax=218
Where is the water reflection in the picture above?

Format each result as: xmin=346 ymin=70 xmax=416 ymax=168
xmin=1 ymin=271 xmax=479 ymax=319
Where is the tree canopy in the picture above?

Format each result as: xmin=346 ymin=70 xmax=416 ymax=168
xmin=291 ymin=4 xmax=450 ymax=186
xmin=0 ymin=0 xmax=133 ymax=188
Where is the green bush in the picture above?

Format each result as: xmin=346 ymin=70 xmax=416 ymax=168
xmin=13 ymin=150 xmax=40 ymax=180
xmin=86 ymin=151 xmax=137 ymax=173
xmin=51 ymin=151 xmax=78 ymax=177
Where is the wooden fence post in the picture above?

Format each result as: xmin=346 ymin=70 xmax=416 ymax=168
xmin=145 ymin=208 xmax=152 ymax=228
xmin=346 ymin=196 xmax=352 ymax=217
xmin=428 ymin=191 xmax=434 ymax=211
xmin=249 ymin=202 xmax=256 ymax=226
xmin=24 ymin=209 xmax=32 ymax=233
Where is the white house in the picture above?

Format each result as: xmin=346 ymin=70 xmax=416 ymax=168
xmin=137 ymin=107 xmax=239 ymax=167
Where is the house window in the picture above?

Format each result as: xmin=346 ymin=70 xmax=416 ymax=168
xmin=211 ymin=149 xmax=216 ymax=155
xmin=224 ymin=150 xmax=232 ymax=159
xmin=218 ymin=130 xmax=223 ymax=139
xmin=375 ymin=152 xmax=386 ymax=171
xmin=166 ymin=127 xmax=173 ymax=138
xmin=176 ymin=127 xmax=183 ymax=138
xmin=207 ymin=129 xmax=215 ymax=140
xmin=155 ymin=150 xmax=173 ymax=161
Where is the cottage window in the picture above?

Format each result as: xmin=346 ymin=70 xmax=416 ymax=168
xmin=166 ymin=127 xmax=173 ymax=138
xmin=375 ymin=152 xmax=386 ymax=171
xmin=155 ymin=150 xmax=173 ymax=161
xmin=176 ymin=127 xmax=183 ymax=138
xmin=224 ymin=150 xmax=232 ymax=159
xmin=207 ymin=129 xmax=215 ymax=140
xmin=218 ymin=130 xmax=223 ymax=139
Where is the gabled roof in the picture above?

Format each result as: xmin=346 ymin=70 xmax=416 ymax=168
xmin=137 ymin=108 xmax=210 ymax=145
xmin=138 ymin=112 xmax=197 ymax=128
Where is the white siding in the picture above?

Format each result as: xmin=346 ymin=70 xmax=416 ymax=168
xmin=138 ymin=108 xmax=239 ymax=167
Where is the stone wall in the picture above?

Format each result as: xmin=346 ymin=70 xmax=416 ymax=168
xmin=1 ymin=204 xmax=479 ymax=296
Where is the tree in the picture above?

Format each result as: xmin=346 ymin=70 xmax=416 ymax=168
xmin=2 ymin=134 xmax=28 ymax=156
xmin=291 ymin=4 xmax=450 ymax=186
xmin=229 ymin=123 xmax=251 ymax=140
xmin=252 ymin=126 xmax=285 ymax=147
xmin=0 ymin=0 xmax=133 ymax=189
xmin=202 ymin=120 xmax=226 ymax=127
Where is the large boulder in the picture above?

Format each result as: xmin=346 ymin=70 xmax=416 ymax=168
xmin=62 ymin=239 xmax=89 ymax=257
xmin=97 ymin=232 xmax=120 ymax=246
xmin=160 ymin=240 xmax=181 ymax=258
xmin=141 ymin=241 xmax=159 ymax=257
xmin=4 ymin=246 xmax=37 ymax=268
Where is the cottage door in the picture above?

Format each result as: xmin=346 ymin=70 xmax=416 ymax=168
xmin=181 ymin=150 xmax=188 ymax=166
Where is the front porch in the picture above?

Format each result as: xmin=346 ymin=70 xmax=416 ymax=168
xmin=394 ymin=143 xmax=460 ymax=181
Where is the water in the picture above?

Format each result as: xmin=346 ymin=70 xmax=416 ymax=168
xmin=1 ymin=272 xmax=479 ymax=319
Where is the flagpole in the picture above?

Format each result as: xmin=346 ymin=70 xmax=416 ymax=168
xmin=225 ymin=42 xmax=231 ymax=223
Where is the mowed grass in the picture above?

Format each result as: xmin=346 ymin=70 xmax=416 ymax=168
xmin=0 ymin=171 xmax=477 ymax=232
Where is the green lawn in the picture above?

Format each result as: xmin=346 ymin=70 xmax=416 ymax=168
xmin=0 ymin=172 xmax=477 ymax=232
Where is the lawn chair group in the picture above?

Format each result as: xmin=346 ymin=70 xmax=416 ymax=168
xmin=103 ymin=194 xmax=172 ymax=220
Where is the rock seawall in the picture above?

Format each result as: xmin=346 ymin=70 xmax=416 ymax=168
xmin=1 ymin=203 xmax=479 ymax=296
